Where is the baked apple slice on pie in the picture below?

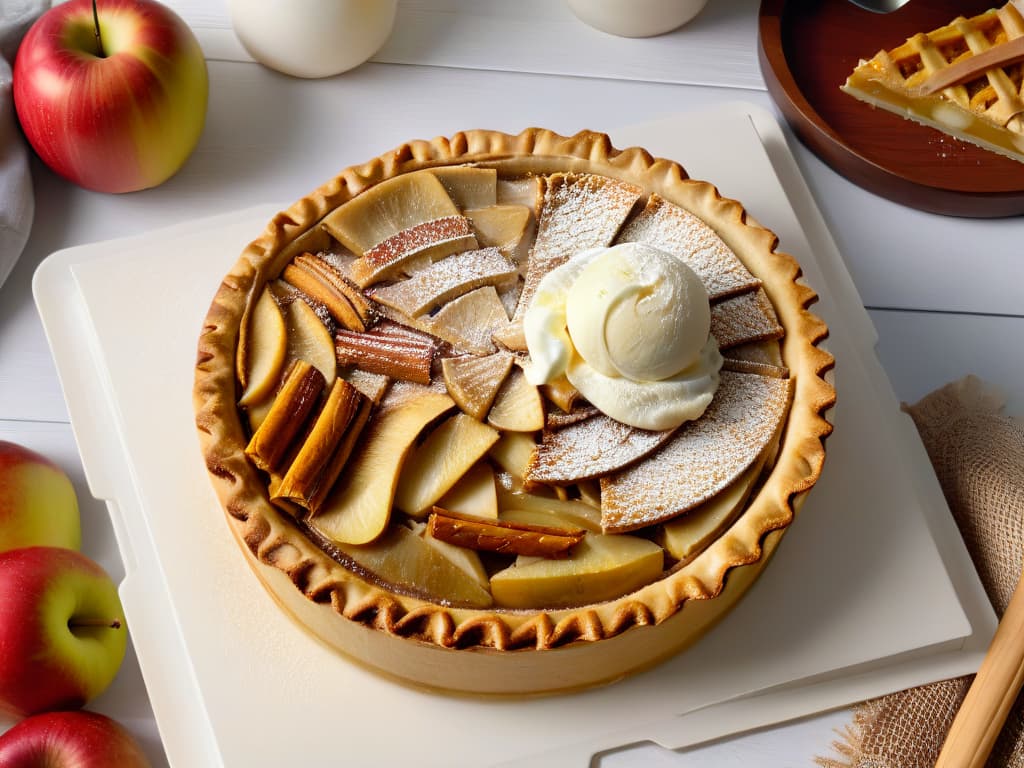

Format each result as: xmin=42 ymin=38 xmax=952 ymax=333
xmin=194 ymin=129 xmax=834 ymax=695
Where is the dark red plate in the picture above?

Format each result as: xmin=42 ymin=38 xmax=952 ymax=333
xmin=758 ymin=0 xmax=1024 ymax=217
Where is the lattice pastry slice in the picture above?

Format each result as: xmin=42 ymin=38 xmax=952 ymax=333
xmin=842 ymin=3 xmax=1024 ymax=163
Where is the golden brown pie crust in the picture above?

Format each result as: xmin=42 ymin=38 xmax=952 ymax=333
xmin=194 ymin=128 xmax=835 ymax=694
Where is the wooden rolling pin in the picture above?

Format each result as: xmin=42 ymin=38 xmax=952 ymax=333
xmin=935 ymin=567 xmax=1024 ymax=767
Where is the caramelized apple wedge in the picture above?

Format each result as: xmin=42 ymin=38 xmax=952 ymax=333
xmin=274 ymin=379 xmax=371 ymax=514
xmin=354 ymin=217 xmax=478 ymax=288
xmin=245 ymin=360 xmax=326 ymax=473
xmin=487 ymin=367 xmax=544 ymax=432
xmin=243 ymin=398 xmax=275 ymax=433
xmin=428 ymin=508 xmax=585 ymax=558
xmin=341 ymin=368 xmax=391 ymax=405
xmin=283 ymin=293 xmax=337 ymax=390
xmin=429 ymin=166 xmax=497 ymax=210
xmin=393 ymin=413 xmax=500 ymax=517
xmin=488 ymin=431 xmax=537 ymax=480
xmin=539 ymin=375 xmax=580 ymax=414
xmin=489 ymin=533 xmax=664 ymax=609
xmin=496 ymin=175 xmax=544 ymax=214
xmin=238 ymin=286 xmax=287 ymax=406
xmin=496 ymin=486 xmax=603 ymax=533
xmin=465 ymin=205 xmax=531 ymax=259
xmin=425 ymin=286 xmax=512 ymax=355
xmin=334 ymin=523 xmax=492 ymax=608
xmin=437 ymin=461 xmax=498 ymax=519
xmin=308 ymin=386 xmax=455 ymax=545
xmin=576 ymin=478 xmax=601 ymax=509
xmin=499 ymin=505 xmax=602 ymax=535
xmin=441 ymin=352 xmax=514 ymax=420
xmin=322 ymin=170 xmax=462 ymax=255
xmin=490 ymin=321 xmax=528 ymax=353
xmin=659 ymin=459 xmax=764 ymax=563
xmin=418 ymin=522 xmax=491 ymax=589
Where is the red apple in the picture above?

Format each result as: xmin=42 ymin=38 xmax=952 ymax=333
xmin=0 ymin=441 xmax=81 ymax=554
xmin=0 ymin=547 xmax=127 ymax=718
xmin=0 ymin=711 xmax=150 ymax=767
xmin=12 ymin=0 xmax=208 ymax=193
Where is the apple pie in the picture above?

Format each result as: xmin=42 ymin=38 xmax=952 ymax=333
xmin=841 ymin=3 xmax=1024 ymax=163
xmin=194 ymin=129 xmax=835 ymax=694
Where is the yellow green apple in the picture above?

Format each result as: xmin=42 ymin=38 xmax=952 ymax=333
xmin=0 ymin=440 xmax=81 ymax=554
xmin=0 ymin=547 xmax=127 ymax=717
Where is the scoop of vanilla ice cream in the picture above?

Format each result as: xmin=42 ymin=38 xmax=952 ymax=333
xmin=523 ymin=243 xmax=722 ymax=431
xmin=565 ymin=243 xmax=710 ymax=382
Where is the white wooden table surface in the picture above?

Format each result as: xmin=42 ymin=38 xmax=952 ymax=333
xmin=1 ymin=1 xmax=1022 ymax=765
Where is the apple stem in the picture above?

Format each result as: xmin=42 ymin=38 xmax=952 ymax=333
xmin=92 ymin=0 xmax=105 ymax=58
xmin=69 ymin=618 xmax=122 ymax=630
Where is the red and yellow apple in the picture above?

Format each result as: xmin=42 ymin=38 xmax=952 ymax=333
xmin=0 ymin=440 xmax=81 ymax=554
xmin=0 ymin=711 xmax=150 ymax=768
xmin=0 ymin=547 xmax=127 ymax=717
xmin=12 ymin=0 xmax=208 ymax=193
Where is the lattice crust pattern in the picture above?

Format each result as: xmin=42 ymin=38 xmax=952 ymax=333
xmin=857 ymin=3 xmax=1024 ymax=133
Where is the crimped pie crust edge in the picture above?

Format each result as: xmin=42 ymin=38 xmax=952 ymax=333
xmin=193 ymin=127 xmax=835 ymax=659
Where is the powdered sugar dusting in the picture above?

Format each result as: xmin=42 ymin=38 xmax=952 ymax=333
xmin=423 ymin=286 xmax=510 ymax=355
xmin=342 ymin=368 xmax=391 ymax=404
xmin=721 ymin=358 xmax=789 ymax=379
xmin=723 ymin=340 xmax=784 ymax=367
xmin=527 ymin=415 xmax=677 ymax=485
xmin=318 ymin=249 xmax=358 ymax=280
xmin=600 ymin=371 xmax=793 ymax=532
xmin=710 ymin=288 xmax=784 ymax=350
xmin=513 ymin=174 xmax=641 ymax=321
xmin=363 ymin=216 xmax=474 ymax=269
xmin=369 ymin=247 xmax=516 ymax=317
xmin=617 ymin=194 xmax=760 ymax=300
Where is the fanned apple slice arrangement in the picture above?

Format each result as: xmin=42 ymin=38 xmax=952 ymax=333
xmin=234 ymin=166 xmax=796 ymax=610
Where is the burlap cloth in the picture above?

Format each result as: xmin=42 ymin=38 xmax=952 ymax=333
xmin=817 ymin=375 xmax=1024 ymax=768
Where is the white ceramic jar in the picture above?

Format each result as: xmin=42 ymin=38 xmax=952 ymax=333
xmin=566 ymin=0 xmax=708 ymax=38
xmin=228 ymin=0 xmax=398 ymax=78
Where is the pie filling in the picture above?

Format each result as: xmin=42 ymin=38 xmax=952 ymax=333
xmin=231 ymin=164 xmax=797 ymax=611
xmin=841 ymin=3 xmax=1024 ymax=164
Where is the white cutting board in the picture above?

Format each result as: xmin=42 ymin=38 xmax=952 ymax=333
xmin=33 ymin=105 xmax=995 ymax=767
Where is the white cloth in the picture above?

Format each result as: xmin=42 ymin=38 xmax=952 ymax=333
xmin=0 ymin=1 xmax=47 ymax=293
